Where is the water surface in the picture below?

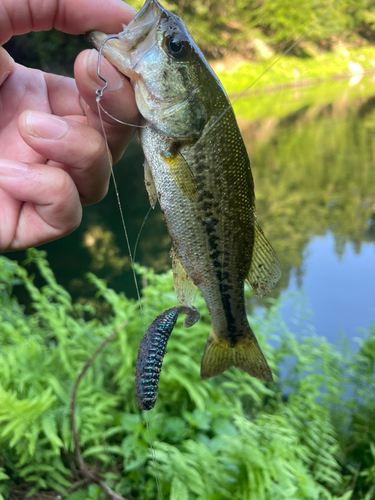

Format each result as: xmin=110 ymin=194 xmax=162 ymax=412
xmin=279 ymin=233 xmax=375 ymax=348
xmin=241 ymin=75 xmax=375 ymax=345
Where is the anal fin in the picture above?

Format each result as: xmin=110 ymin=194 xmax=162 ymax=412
xmin=171 ymin=247 xmax=197 ymax=327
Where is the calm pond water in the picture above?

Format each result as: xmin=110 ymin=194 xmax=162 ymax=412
xmin=239 ymin=74 xmax=375 ymax=347
xmin=279 ymin=233 xmax=375 ymax=349
xmin=8 ymin=73 xmax=375 ymax=346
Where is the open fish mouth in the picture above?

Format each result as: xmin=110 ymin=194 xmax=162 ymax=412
xmin=87 ymin=0 xmax=163 ymax=81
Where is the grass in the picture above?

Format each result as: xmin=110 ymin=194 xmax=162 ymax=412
xmin=215 ymin=46 xmax=375 ymax=96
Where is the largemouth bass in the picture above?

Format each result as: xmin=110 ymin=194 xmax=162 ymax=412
xmin=88 ymin=0 xmax=281 ymax=382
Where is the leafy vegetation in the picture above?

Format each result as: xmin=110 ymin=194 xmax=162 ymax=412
xmin=130 ymin=0 xmax=375 ymax=58
xmin=0 ymin=249 xmax=374 ymax=499
xmin=5 ymin=0 xmax=375 ymax=78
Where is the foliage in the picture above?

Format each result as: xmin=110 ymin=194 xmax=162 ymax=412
xmin=3 ymin=30 xmax=89 ymax=75
xmin=129 ymin=0 xmax=375 ymax=58
xmin=0 ymin=250 xmax=374 ymax=499
xmin=4 ymin=0 xmax=375 ymax=75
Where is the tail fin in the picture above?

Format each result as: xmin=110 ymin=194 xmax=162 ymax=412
xmin=200 ymin=328 xmax=273 ymax=382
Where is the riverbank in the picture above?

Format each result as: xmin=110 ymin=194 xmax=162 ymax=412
xmin=210 ymin=46 xmax=375 ymax=123
xmin=213 ymin=45 xmax=375 ymax=95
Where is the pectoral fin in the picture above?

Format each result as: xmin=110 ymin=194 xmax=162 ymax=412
xmin=171 ymin=247 xmax=197 ymax=327
xmin=144 ymin=159 xmax=158 ymax=209
xmin=246 ymin=221 xmax=281 ymax=297
xmin=161 ymin=149 xmax=198 ymax=201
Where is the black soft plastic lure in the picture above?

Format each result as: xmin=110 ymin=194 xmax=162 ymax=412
xmin=135 ymin=305 xmax=199 ymax=410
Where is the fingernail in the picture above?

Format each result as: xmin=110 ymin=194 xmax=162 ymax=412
xmin=26 ymin=111 xmax=69 ymax=140
xmin=88 ymin=49 xmax=124 ymax=91
xmin=0 ymin=160 xmax=28 ymax=177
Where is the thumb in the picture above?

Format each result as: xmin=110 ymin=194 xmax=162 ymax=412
xmin=0 ymin=46 xmax=15 ymax=86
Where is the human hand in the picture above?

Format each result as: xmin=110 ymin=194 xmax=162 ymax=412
xmin=0 ymin=0 xmax=140 ymax=252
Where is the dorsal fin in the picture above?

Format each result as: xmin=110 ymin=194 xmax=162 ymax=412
xmin=246 ymin=221 xmax=281 ymax=297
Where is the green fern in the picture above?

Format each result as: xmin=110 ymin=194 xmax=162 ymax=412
xmin=0 ymin=250 xmax=373 ymax=498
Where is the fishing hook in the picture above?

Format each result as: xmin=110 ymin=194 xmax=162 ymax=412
xmin=95 ymin=33 xmax=147 ymax=128
xmin=95 ymin=34 xmax=120 ymax=100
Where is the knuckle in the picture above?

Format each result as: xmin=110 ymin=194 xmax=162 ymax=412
xmin=49 ymin=172 xmax=81 ymax=233
xmin=81 ymin=179 xmax=109 ymax=206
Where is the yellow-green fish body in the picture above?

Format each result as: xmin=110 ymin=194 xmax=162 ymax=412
xmin=88 ymin=0 xmax=281 ymax=381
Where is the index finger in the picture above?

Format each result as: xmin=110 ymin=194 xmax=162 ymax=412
xmin=0 ymin=0 xmax=136 ymax=44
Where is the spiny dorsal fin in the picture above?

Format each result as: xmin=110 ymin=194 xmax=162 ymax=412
xmin=246 ymin=221 xmax=281 ymax=297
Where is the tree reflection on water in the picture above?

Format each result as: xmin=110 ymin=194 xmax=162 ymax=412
xmin=243 ymin=78 xmax=375 ymax=297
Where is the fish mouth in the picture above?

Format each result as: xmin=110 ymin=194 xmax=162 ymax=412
xmin=88 ymin=0 xmax=206 ymax=136
xmin=87 ymin=0 xmax=164 ymax=80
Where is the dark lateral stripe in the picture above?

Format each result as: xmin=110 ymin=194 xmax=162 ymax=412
xmin=219 ymin=286 xmax=237 ymax=342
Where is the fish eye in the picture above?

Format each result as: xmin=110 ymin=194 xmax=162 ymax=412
xmin=165 ymin=36 xmax=191 ymax=59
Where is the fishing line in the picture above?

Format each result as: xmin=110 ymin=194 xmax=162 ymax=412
xmin=96 ymin=98 xmax=145 ymax=320
xmin=95 ymin=33 xmax=161 ymax=499
xmin=133 ymin=206 xmax=152 ymax=263
xmin=98 ymin=101 xmax=148 ymax=128
xmin=96 ymin=34 xmax=145 ymax=329
xmin=204 ymin=0 xmax=345 ymax=138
